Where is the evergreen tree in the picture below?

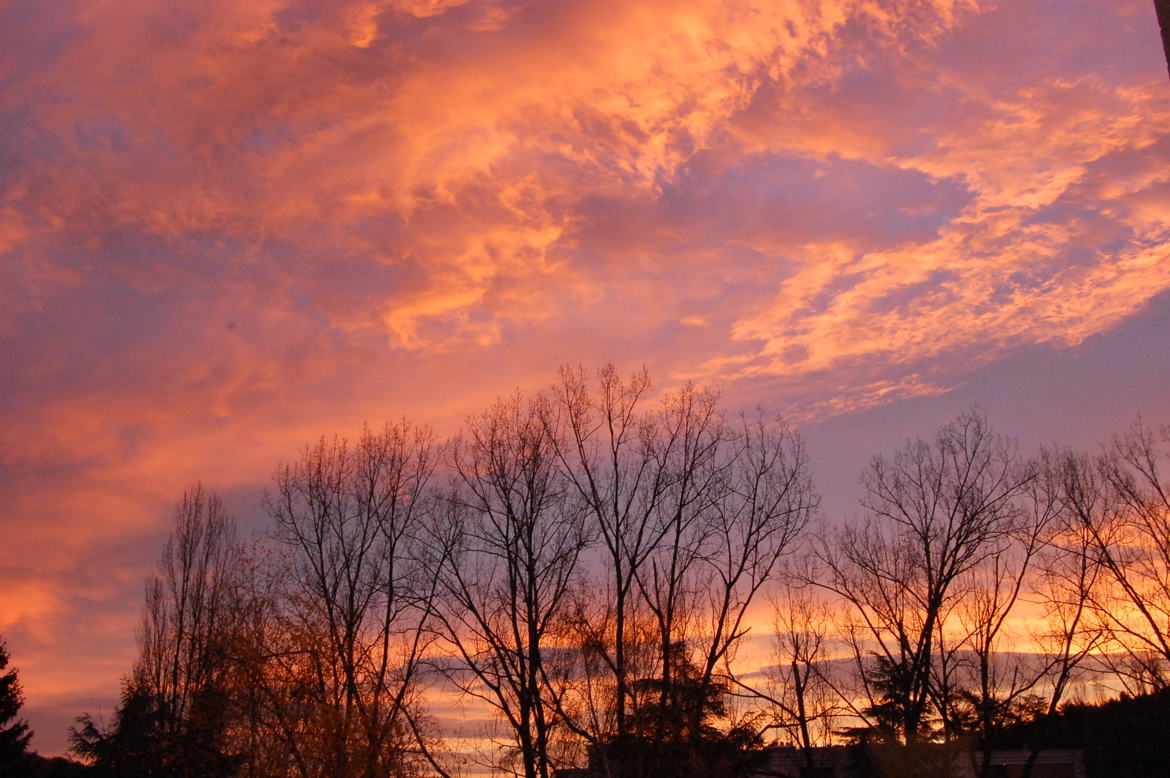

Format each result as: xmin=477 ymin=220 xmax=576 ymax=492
xmin=597 ymin=643 xmax=766 ymax=778
xmin=0 ymin=636 xmax=33 ymax=768
xmin=71 ymin=681 xmax=168 ymax=778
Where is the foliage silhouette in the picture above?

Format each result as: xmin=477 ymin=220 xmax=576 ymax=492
xmin=0 ymin=636 xmax=33 ymax=771
xmin=594 ymin=643 xmax=766 ymax=778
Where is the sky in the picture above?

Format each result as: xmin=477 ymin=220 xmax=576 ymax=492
xmin=2 ymin=0 xmax=1169 ymax=758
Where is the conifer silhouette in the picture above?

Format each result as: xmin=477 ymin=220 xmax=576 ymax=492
xmin=0 ymin=636 xmax=33 ymax=768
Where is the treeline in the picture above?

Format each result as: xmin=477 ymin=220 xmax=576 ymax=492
xmin=995 ymin=686 xmax=1170 ymax=776
xmin=57 ymin=366 xmax=1170 ymax=778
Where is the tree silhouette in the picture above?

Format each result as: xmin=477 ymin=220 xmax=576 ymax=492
xmin=429 ymin=391 xmax=587 ymax=778
xmin=71 ymin=680 xmax=168 ymax=777
xmin=550 ymin=366 xmax=814 ymax=776
xmin=815 ymin=409 xmax=1031 ymax=748
xmin=264 ymin=423 xmax=442 ymax=778
xmin=596 ymin=643 xmax=765 ymax=778
xmin=0 ymin=636 xmax=33 ymax=769
xmin=62 ymin=369 xmax=1170 ymax=776
xmin=72 ymin=486 xmax=240 ymax=778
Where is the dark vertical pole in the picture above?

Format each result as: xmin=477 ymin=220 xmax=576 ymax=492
xmin=1156 ymin=0 xmax=1170 ymax=79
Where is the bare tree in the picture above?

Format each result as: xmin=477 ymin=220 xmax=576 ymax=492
xmin=759 ymin=581 xmax=842 ymax=768
xmin=1087 ymin=419 xmax=1170 ymax=691
xmin=1009 ymin=448 xmax=1108 ymax=778
xmin=686 ymin=412 xmax=817 ymax=740
xmin=814 ymin=409 xmax=1031 ymax=750
xmin=428 ymin=392 xmax=588 ymax=778
xmin=264 ymin=422 xmax=442 ymax=778
xmin=550 ymin=365 xmax=673 ymax=753
xmin=72 ymin=485 xmax=242 ymax=776
xmin=954 ymin=460 xmax=1058 ymax=777
xmin=549 ymin=368 xmax=815 ymax=777
xmin=136 ymin=484 xmax=241 ymax=775
xmin=635 ymin=382 xmax=726 ymax=745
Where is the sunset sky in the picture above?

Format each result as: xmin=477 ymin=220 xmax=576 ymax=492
xmin=2 ymin=0 xmax=1169 ymax=757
